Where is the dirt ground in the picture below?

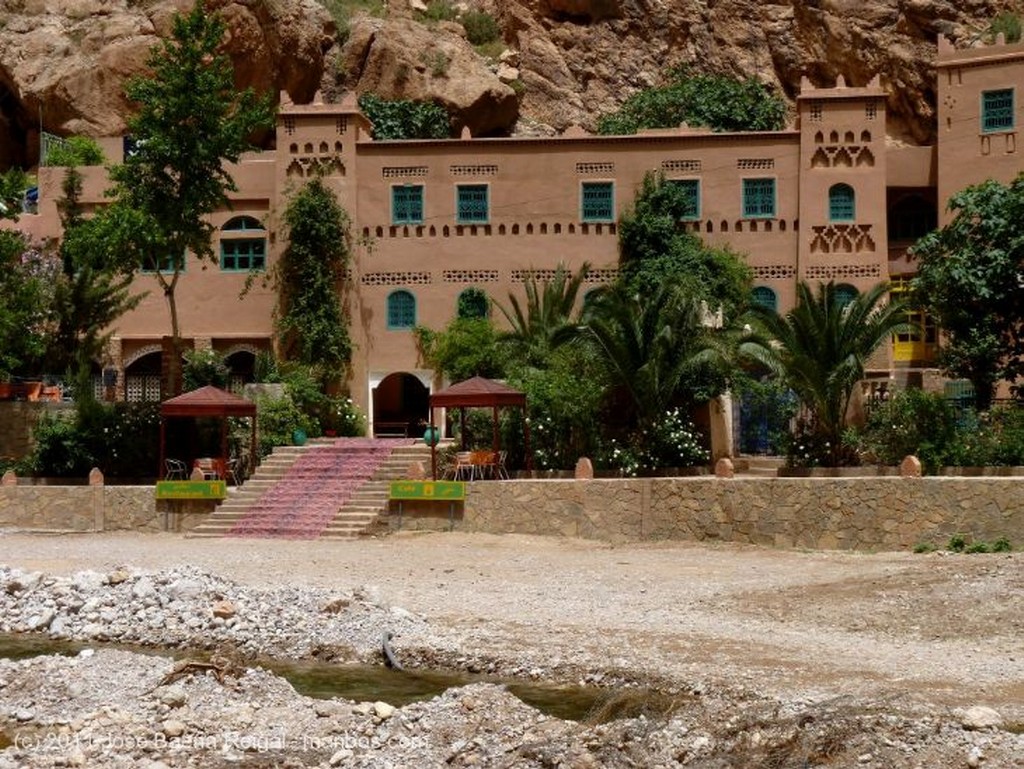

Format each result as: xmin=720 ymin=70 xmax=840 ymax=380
xmin=0 ymin=529 xmax=1021 ymax=721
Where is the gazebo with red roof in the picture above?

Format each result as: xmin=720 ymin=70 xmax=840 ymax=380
xmin=159 ymin=386 xmax=258 ymax=480
xmin=428 ymin=376 xmax=531 ymax=479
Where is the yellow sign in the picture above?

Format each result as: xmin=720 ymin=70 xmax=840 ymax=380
xmin=155 ymin=480 xmax=227 ymax=500
xmin=389 ymin=480 xmax=466 ymax=501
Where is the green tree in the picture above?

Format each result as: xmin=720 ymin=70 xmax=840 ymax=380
xmin=494 ymin=262 xmax=591 ymax=367
xmin=274 ymin=177 xmax=353 ymax=385
xmin=911 ymin=175 xmax=1024 ymax=409
xmin=357 ymin=93 xmax=451 ymax=140
xmin=0 ymin=231 xmax=56 ymax=378
xmin=44 ymin=137 xmax=106 ymax=167
xmin=0 ymin=168 xmax=30 ymax=220
xmin=104 ymin=1 xmax=274 ymax=394
xmin=415 ymin=317 xmax=507 ymax=382
xmin=742 ymin=281 xmax=909 ymax=465
xmin=581 ymin=279 xmax=731 ymax=430
xmin=49 ymin=169 xmax=142 ymax=401
xmin=597 ymin=68 xmax=787 ymax=135
xmin=618 ymin=172 xmax=752 ymax=320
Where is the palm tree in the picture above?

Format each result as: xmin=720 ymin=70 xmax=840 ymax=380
xmin=580 ymin=279 xmax=731 ymax=429
xmin=494 ymin=262 xmax=590 ymax=366
xmin=741 ymin=280 xmax=909 ymax=465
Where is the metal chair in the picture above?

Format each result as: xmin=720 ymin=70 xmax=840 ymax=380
xmin=453 ymin=451 xmax=477 ymax=481
xmin=496 ymin=450 xmax=510 ymax=480
xmin=164 ymin=458 xmax=187 ymax=480
xmin=223 ymin=455 xmax=245 ymax=486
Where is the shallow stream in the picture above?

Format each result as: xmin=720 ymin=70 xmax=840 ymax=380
xmin=0 ymin=633 xmax=620 ymax=723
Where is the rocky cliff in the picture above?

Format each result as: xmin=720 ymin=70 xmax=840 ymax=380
xmin=0 ymin=0 xmax=1017 ymax=167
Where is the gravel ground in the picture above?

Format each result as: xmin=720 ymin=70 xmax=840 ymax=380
xmin=0 ymin=529 xmax=1022 ymax=767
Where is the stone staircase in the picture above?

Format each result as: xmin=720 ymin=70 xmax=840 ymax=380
xmin=187 ymin=438 xmax=433 ymax=540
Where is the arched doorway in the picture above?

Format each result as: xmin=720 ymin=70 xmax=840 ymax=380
xmin=372 ymin=372 xmax=430 ymax=437
xmin=124 ymin=350 xmax=163 ymax=402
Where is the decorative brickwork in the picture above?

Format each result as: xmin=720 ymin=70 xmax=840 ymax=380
xmin=382 ymin=166 xmax=429 ymax=178
xmin=809 ymin=223 xmax=876 ymax=254
xmin=662 ymin=159 xmax=701 ymax=173
xmin=585 ymin=268 xmax=619 ymax=283
xmin=737 ymin=158 xmax=775 ymax=170
xmin=803 ymin=264 xmax=883 ymax=280
xmin=442 ymin=270 xmax=499 ymax=283
xmin=575 ymin=162 xmax=615 ymax=174
xmin=751 ymin=264 xmax=796 ymax=280
xmin=450 ymin=164 xmax=498 ymax=176
xmin=360 ymin=271 xmax=432 ymax=286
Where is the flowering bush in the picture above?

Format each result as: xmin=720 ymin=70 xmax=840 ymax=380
xmin=596 ymin=408 xmax=709 ymax=476
xmin=321 ymin=395 xmax=365 ymax=437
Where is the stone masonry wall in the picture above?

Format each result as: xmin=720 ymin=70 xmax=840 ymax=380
xmin=396 ymin=477 xmax=1024 ymax=551
xmin=0 ymin=486 xmax=210 ymax=532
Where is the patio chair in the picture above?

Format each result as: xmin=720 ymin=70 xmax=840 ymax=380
xmin=453 ymin=451 xmax=477 ymax=481
xmin=223 ymin=455 xmax=245 ymax=486
xmin=164 ymin=458 xmax=188 ymax=480
xmin=497 ymin=450 xmax=510 ymax=480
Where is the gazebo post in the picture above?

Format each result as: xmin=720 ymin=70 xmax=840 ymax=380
xmin=158 ymin=418 xmax=166 ymax=480
xmin=429 ymin=410 xmax=438 ymax=481
xmin=491 ymin=405 xmax=499 ymax=457
xmin=249 ymin=417 xmax=257 ymax=476
xmin=523 ymin=401 xmax=532 ymax=472
xmin=459 ymin=407 xmax=467 ymax=450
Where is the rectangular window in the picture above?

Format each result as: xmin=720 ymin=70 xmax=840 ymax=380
xmin=456 ymin=184 xmax=489 ymax=223
xmin=581 ymin=181 xmax=615 ymax=222
xmin=742 ymin=178 xmax=776 ymax=219
xmin=391 ymin=184 xmax=424 ymax=225
xmin=220 ymin=239 xmax=266 ymax=271
xmin=667 ymin=179 xmax=701 ymax=220
xmin=982 ymin=88 xmax=1015 ymax=132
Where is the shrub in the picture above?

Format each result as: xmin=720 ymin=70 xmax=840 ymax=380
xmin=966 ymin=541 xmax=991 ymax=554
xmin=913 ymin=542 xmax=937 ymax=553
xmin=44 ymin=136 xmax=105 ymax=167
xmin=357 ymin=93 xmax=452 ymax=140
xmin=421 ymin=0 xmax=457 ymax=22
xmin=595 ymin=408 xmax=709 ymax=476
xmin=255 ymin=394 xmax=316 ymax=457
xmin=992 ymin=537 xmax=1013 ymax=552
xmin=947 ymin=533 xmax=967 ymax=552
xmin=461 ymin=11 xmax=500 ymax=45
xmin=854 ymin=389 xmax=961 ymax=473
xmin=989 ymin=12 xmax=1022 ymax=43
xmin=320 ymin=395 xmax=366 ymax=437
xmin=182 ymin=348 xmax=230 ymax=391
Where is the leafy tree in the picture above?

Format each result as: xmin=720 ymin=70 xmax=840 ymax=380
xmin=0 ymin=168 xmax=30 ymax=220
xmin=0 ymin=231 xmax=56 ymax=378
xmin=742 ymin=281 xmax=909 ymax=465
xmin=461 ymin=11 xmax=500 ymax=45
xmin=415 ymin=317 xmax=507 ymax=382
xmin=44 ymin=137 xmax=105 ymax=167
xmin=581 ymin=279 xmax=732 ymax=430
xmin=911 ymin=175 xmax=1024 ymax=409
xmin=49 ymin=169 xmax=142 ymax=400
xmin=274 ymin=177 xmax=353 ymax=385
xmin=618 ymin=172 xmax=752 ymax=320
xmin=597 ymin=67 xmax=787 ymax=135
xmin=103 ymin=1 xmax=274 ymax=394
xmin=494 ymin=262 xmax=590 ymax=367
xmin=457 ymin=286 xmax=490 ymax=319
xmin=182 ymin=348 xmax=230 ymax=390
xmin=358 ymin=93 xmax=451 ymax=140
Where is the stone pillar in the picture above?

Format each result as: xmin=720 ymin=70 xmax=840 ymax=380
xmin=1 ymin=470 xmax=16 ymax=486
xmin=900 ymin=455 xmax=922 ymax=478
xmin=89 ymin=467 xmax=104 ymax=531
xmin=715 ymin=457 xmax=735 ymax=479
xmin=106 ymin=337 xmax=125 ymax=402
xmin=574 ymin=457 xmax=594 ymax=480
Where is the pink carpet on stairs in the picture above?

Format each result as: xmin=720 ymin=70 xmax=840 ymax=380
xmin=227 ymin=438 xmax=415 ymax=539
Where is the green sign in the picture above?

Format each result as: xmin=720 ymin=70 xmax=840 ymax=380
xmin=155 ymin=480 xmax=227 ymax=500
xmin=389 ymin=480 xmax=466 ymax=501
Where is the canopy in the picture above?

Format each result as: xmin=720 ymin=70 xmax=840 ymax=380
xmin=160 ymin=385 xmax=257 ymax=418
xmin=428 ymin=377 xmax=530 ymax=478
xmin=429 ymin=376 xmax=526 ymax=408
xmin=158 ymin=386 xmax=257 ymax=480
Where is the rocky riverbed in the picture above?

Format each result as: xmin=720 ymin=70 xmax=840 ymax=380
xmin=0 ymin=533 xmax=1022 ymax=767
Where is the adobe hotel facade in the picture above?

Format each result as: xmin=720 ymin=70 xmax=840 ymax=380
xmin=10 ymin=33 xmax=1024 ymax=435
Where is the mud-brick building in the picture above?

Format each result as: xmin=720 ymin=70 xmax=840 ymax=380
xmin=7 ymin=33 xmax=1024 ymax=437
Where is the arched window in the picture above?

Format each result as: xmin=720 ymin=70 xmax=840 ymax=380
xmin=220 ymin=216 xmax=267 ymax=271
xmin=457 ymin=287 xmax=489 ymax=319
xmin=387 ymin=290 xmax=416 ymax=329
xmin=751 ymin=286 xmax=778 ymax=312
xmin=828 ymin=184 xmax=855 ymax=222
xmin=834 ymin=283 xmax=858 ymax=309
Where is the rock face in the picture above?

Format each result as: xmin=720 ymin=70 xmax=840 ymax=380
xmin=335 ymin=16 xmax=519 ymax=137
xmin=0 ymin=0 xmax=334 ymax=167
xmin=0 ymin=0 xmax=1017 ymax=166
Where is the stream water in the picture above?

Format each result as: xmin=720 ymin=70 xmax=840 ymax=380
xmin=0 ymin=633 xmax=617 ymax=723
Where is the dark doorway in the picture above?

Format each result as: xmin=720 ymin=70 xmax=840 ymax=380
xmin=372 ymin=373 xmax=429 ymax=437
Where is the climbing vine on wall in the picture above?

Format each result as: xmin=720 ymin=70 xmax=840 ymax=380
xmin=274 ymin=176 xmax=353 ymax=384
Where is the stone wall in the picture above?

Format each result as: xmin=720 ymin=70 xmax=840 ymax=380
xmin=393 ymin=477 xmax=1024 ymax=551
xmin=0 ymin=484 xmax=212 ymax=533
